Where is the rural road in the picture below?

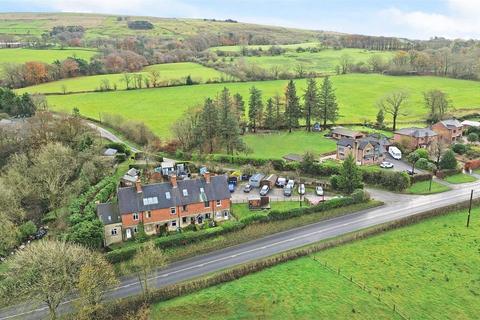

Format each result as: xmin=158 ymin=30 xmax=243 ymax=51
xmin=1 ymin=180 xmax=479 ymax=320
xmin=86 ymin=121 xmax=141 ymax=153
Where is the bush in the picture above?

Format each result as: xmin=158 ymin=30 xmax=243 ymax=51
xmin=416 ymin=158 xmax=431 ymax=170
xmin=18 ymin=221 xmax=37 ymax=241
xmin=361 ymin=167 xmax=410 ymax=191
xmin=452 ymin=143 xmax=468 ymax=155
xmin=439 ymin=150 xmax=458 ymax=170
xmin=105 ymin=142 xmax=131 ymax=156
xmin=414 ymin=148 xmax=429 ymax=160
xmin=468 ymin=132 xmax=479 ymax=142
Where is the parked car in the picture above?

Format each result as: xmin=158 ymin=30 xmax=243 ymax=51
xmin=315 ymin=186 xmax=324 ymax=196
xmin=259 ymin=185 xmax=270 ymax=196
xmin=388 ymin=146 xmax=402 ymax=160
xmin=284 ymin=186 xmax=292 ymax=197
xmin=228 ymin=183 xmax=235 ymax=193
xmin=405 ymin=169 xmax=415 ymax=176
xmin=286 ymin=179 xmax=295 ymax=189
xmin=380 ymin=161 xmax=394 ymax=169
xmin=276 ymin=177 xmax=287 ymax=187
xmin=243 ymin=184 xmax=253 ymax=193
xmin=241 ymin=174 xmax=251 ymax=181
xmin=298 ymin=183 xmax=305 ymax=195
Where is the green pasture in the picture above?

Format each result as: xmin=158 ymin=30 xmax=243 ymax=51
xmin=230 ymin=48 xmax=394 ymax=74
xmin=243 ymin=131 xmax=336 ymax=159
xmin=0 ymin=48 xmax=97 ymax=65
xmin=209 ymin=42 xmax=321 ymax=52
xmin=152 ymin=207 xmax=480 ymax=319
xmin=46 ymin=74 xmax=480 ymax=138
xmin=17 ymin=62 xmax=231 ymax=94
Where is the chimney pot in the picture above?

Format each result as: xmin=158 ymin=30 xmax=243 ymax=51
xmin=170 ymin=174 xmax=178 ymax=188
xmin=135 ymin=178 xmax=142 ymax=193
xmin=204 ymin=171 xmax=211 ymax=183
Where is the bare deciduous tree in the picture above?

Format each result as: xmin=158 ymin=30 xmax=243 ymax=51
xmin=377 ymin=90 xmax=409 ymax=131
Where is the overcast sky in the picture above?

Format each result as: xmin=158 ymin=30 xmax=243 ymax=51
xmin=1 ymin=0 xmax=480 ymax=40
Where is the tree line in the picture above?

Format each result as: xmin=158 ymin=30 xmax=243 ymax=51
xmin=171 ymin=78 xmax=339 ymax=154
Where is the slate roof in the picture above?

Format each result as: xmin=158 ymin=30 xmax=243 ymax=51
xmin=332 ymin=127 xmax=363 ymax=138
xmin=395 ymin=127 xmax=437 ymax=138
xmin=117 ymin=175 xmax=231 ymax=215
xmin=440 ymin=119 xmax=462 ymax=129
xmin=337 ymin=134 xmax=388 ymax=153
xmin=97 ymin=203 xmax=121 ymax=225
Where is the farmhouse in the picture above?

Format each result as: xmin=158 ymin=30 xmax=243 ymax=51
xmin=331 ymin=127 xmax=365 ymax=140
xmin=336 ymin=134 xmax=388 ymax=165
xmin=431 ymin=119 xmax=463 ymax=144
xmin=97 ymin=172 xmax=231 ymax=245
xmin=393 ymin=127 xmax=438 ymax=149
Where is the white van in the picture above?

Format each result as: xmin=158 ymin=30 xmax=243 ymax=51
xmin=249 ymin=173 xmax=265 ymax=188
xmin=388 ymin=146 xmax=402 ymax=160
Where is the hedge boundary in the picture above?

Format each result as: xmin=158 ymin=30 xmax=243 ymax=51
xmin=105 ymin=190 xmax=368 ymax=264
xmin=70 ymin=196 xmax=480 ymax=319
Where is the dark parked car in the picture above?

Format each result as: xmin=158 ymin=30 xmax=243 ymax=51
xmin=405 ymin=169 xmax=415 ymax=176
xmin=241 ymin=174 xmax=252 ymax=181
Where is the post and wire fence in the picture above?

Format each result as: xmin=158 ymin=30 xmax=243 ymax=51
xmin=311 ymin=257 xmax=411 ymax=320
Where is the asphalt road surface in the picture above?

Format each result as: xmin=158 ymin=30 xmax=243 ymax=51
xmin=2 ymin=181 xmax=480 ymax=320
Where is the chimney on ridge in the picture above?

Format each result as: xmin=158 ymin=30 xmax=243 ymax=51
xmin=204 ymin=171 xmax=211 ymax=184
xmin=170 ymin=174 xmax=178 ymax=188
xmin=135 ymin=178 xmax=142 ymax=193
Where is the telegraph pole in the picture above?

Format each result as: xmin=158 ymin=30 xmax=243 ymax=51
xmin=467 ymin=189 xmax=473 ymax=228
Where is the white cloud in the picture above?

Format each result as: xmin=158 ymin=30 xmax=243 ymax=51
xmin=380 ymin=0 xmax=480 ymax=39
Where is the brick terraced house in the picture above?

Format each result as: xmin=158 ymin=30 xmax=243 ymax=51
xmin=431 ymin=119 xmax=463 ymax=144
xmin=97 ymin=172 xmax=231 ymax=246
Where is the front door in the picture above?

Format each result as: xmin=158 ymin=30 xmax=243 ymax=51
xmin=126 ymin=228 xmax=132 ymax=239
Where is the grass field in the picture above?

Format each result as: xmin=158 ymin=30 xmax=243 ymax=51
xmin=243 ymin=131 xmax=336 ymax=159
xmin=17 ymin=62 xmax=231 ymax=94
xmin=230 ymin=48 xmax=395 ymax=74
xmin=231 ymin=201 xmax=304 ymax=220
xmin=152 ymin=208 xmax=480 ymax=319
xmin=405 ymin=180 xmax=450 ymax=194
xmin=0 ymin=48 xmax=97 ymax=65
xmin=443 ymin=173 xmax=477 ymax=184
xmin=46 ymin=74 xmax=480 ymax=138
xmin=209 ymin=42 xmax=322 ymax=52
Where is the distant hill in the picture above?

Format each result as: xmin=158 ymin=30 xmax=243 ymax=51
xmin=0 ymin=12 xmax=340 ymax=44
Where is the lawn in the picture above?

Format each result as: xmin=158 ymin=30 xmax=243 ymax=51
xmin=46 ymin=74 xmax=480 ymax=138
xmin=243 ymin=131 xmax=336 ymax=159
xmin=17 ymin=62 xmax=231 ymax=94
xmin=151 ymin=207 xmax=480 ymax=320
xmin=231 ymin=201 xmax=305 ymax=220
xmin=229 ymin=48 xmax=394 ymax=74
xmin=443 ymin=173 xmax=477 ymax=184
xmin=405 ymin=180 xmax=450 ymax=194
xmin=0 ymin=48 xmax=97 ymax=65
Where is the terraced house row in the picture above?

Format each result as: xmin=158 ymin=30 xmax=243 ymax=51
xmin=97 ymin=172 xmax=231 ymax=246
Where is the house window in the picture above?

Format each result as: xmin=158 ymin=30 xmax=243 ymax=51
xmin=133 ymin=213 xmax=139 ymax=221
xmin=133 ymin=226 xmax=138 ymax=233
xmin=182 ymin=217 xmax=187 ymax=223
xmin=224 ymin=211 xmax=229 ymax=218
xmin=216 ymin=200 xmax=221 ymax=207
xmin=145 ymin=211 xmax=151 ymax=219
xmin=111 ymin=228 xmax=118 ymax=235
xmin=182 ymin=204 xmax=188 ymax=211
xmin=204 ymin=201 xmax=210 ymax=208
xmin=171 ymin=220 xmax=177 ymax=227
xmin=205 ymin=213 xmax=210 ymax=219
xmin=170 ymin=207 xmax=176 ymax=214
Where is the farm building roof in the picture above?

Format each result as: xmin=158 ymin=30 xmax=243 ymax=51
xmin=395 ymin=127 xmax=437 ymax=138
xmin=439 ymin=119 xmax=463 ymax=129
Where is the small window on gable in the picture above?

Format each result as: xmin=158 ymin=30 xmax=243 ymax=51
xmin=182 ymin=189 xmax=188 ymax=196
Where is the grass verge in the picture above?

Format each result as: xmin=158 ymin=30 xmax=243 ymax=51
xmin=443 ymin=173 xmax=477 ymax=184
xmin=405 ymin=180 xmax=450 ymax=194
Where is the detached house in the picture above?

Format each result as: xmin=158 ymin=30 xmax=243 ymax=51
xmin=336 ymin=134 xmax=388 ymax=165
xmin=393 ymin=127 xmax=438 ymax=149
xmin=97 ymin=172 xmax=231 ymax=245
xmin=431 ymin=119 xmax=463 ymax=144
xmin=331 ymin=127 xmax=365 ymax=140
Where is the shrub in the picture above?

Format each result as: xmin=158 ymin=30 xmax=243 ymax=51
xmin=105 ymin=142 xmax=131 ymax=156
xmin=413 ymin=148 xmax=429 ymax=160
xmin=468 ymin=132 xmax=479 ymax=142
xmin=361 ymin=167 xmax=410 ymax=191
xmin=18 ymin=221 xmax=37 ymax=241
xmin=452 ymin=143 xmax=468 ymax=155
xmin=416 ymin=158 xmax=431 ymax=170
xmin=439 ymin=150 xmax=457 ymax=170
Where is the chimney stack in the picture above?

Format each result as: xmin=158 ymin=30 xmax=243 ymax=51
xmin=170 ymin=174 xmax=178 ymax=188
xmin=135 ymin=178 xmax=142 ymax=193
xmin=204 ymin=171 xmax=211 ymax=183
